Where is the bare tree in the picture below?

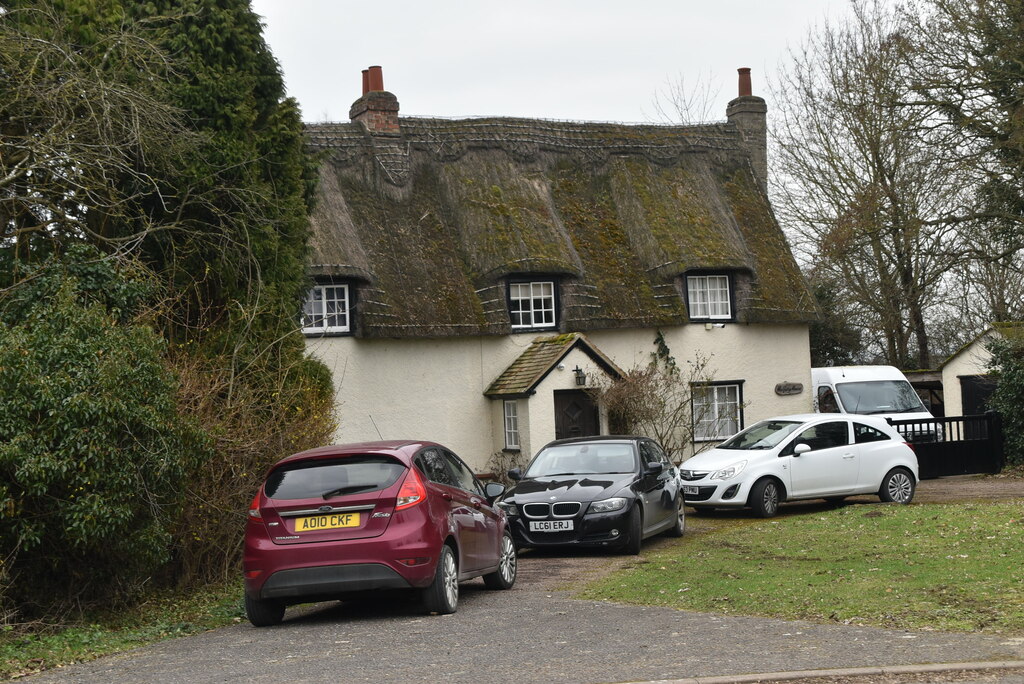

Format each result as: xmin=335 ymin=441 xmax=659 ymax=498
xmin=588 ymin=333 xmax=729 ymax=459
xmin=771 ymin=0 xmax=967 ymax=368
xmin=0 ymin=4 xmax=195 ymax=271
xmin=904 ymin=0 xmax=1024 ymax=238
xmin=646 ymin=70 xmax=722 ymax=124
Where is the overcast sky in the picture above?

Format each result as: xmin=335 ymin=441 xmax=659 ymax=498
xmin=250 ymin=0 xmax=855 ymax=124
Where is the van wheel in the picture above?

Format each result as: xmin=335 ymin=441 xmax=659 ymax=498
xmin=750 ymin=479 xmax=780 ymax=518
xmin=879 ymin=468 xmax=915 ymax=504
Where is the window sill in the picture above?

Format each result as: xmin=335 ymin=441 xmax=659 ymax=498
xmin=302 ymin=330 xmax=353 ymax=338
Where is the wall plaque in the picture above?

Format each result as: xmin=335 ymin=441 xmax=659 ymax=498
xmin=775 ymin=382 xmax=803 ymax=396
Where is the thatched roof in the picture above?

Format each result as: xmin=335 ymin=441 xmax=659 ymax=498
xmin=304 ymin=116 xmax=815 ymax=338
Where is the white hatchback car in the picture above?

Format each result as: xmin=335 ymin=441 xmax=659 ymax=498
xmin=680 ymin=414 xmax=919 ymax=517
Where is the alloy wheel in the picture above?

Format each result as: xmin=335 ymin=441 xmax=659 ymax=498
xmin=762 ymin=482 xmax=779 ymax=515
xmin=887 ymin=471 xmax=913 ymax=503
xmin=498 ymin=535 xmax=516 ymax=585
xmin=442 ymin=549 xmax=458 ymax=608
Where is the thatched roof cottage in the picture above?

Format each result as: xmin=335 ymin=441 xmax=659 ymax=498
xmin=302 ymin=66 xmax=816 ymax=469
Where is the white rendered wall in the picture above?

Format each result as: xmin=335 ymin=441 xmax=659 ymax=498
xmin=306 ymin=323 xmax=811 ymax=472
xmin=941 ymin=333 xmax=995 ymax=418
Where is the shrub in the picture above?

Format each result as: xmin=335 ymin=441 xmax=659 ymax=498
xmin=987 ymin=336 xmax=1024 ymax=467
xmin=0 ymin=275 xmax=210 ymax=617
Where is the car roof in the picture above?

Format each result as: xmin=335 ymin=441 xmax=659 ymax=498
xmin=753 ymin=414 xmax=897 ymax=429
xmin=539 ymin=435 xmax=646 ymax=449
xmin=272 ymin=440 xmax=442 ymax=468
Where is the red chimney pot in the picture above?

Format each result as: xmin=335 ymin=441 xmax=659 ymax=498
xmin=361 ymin=69 xmax=369 ymax=96
xmin=738 ymin=67 xmax=752 ymax=97
xmin=367 ymin=65 xmax=384 ymax=92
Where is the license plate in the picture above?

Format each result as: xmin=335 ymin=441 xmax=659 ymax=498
xmin=683 ymin=486 xmax=700 ymax=496
xmin=529 ymin=520 xmax=574 ymax=532
xmin=295 ymin=512 xmax=361 ymax=532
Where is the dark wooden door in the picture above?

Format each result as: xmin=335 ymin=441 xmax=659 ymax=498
xmin=961 ymin=375 xmax=997 ymax=415
xmin=554 ymin=390 xmax=599 ymax=440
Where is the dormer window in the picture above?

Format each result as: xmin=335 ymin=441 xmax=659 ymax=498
xmin=686 ymin=274 xmax=732 ymax=320
xmin=302 ymin=282 xmax=350 ymax=334
xmin=508 ymin=280 xmax=557 ymax=330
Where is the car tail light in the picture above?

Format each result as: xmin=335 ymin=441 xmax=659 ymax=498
xmin=396 ymin=467 xmax=426 ymax=510
xmin=248 ymin=492 xmax=263 ymax=520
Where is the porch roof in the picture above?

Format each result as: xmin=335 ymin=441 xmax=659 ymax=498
xmin=484 ymin=332 xmax=622 ymax=398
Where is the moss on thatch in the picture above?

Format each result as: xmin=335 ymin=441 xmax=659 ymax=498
xmin=304 ymin=116 xmax=815 ymax=338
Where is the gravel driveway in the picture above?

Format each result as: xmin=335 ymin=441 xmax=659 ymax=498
xmin=27 ymin=474 xmax=1024 ymax=684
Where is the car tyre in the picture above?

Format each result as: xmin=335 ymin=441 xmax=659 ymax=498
xmin=483 ymin=531 xmax=517 ymax=590
xmin=750 ymin=478 xmax=781 ymax=518
xmin=244 ymin=593 xmax=285 ymax=627
xmin=665 ymin=496 xmax=686 ymax=538
xmin=879 ymin=468 xmax=915 ymax=504
xmin=422 ymin=544 xmax=459 ymax=614
xmin=620 ymin=506 xmax=643 ymax=555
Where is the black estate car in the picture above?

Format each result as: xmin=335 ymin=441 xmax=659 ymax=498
xmin=496 ymin=436 xmax=685 ymax=554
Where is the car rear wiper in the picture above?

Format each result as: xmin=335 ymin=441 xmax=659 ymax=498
xmin=322 ymin=484 xmax=377 ymax=499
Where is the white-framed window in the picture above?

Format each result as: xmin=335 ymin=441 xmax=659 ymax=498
xmin=687 ymin=274 xmax=731 ymax=320
xmin=509 ymin=281 xmax=556 ymax=329
xmin=302 ymin=283 xmax=350 ymax=334
xmin=503 ymin=400 xmax=520 ymax=450
xmin=692 ymin=383 xmax=742 ymax=441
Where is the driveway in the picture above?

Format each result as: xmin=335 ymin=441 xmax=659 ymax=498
xmin=28 ymin=475 xmax=1024 ymax=684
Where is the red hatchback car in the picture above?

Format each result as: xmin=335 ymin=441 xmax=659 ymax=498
xmin=243 ymin=440 xmax=517 ymax=626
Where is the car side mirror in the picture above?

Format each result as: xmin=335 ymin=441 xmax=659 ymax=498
xmin=507 ymin=467 xmax=522 ymax=481
xmin=484 ymin=481 xmax=505 ymax=501
xmin=793 ymin=443 xmax=811 ymax=456
xmin=644 ymin=461 xmax=665 ymax=475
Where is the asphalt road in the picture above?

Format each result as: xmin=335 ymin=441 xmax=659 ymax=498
xmin=27 ymin=478 xmax=1024 ymax=684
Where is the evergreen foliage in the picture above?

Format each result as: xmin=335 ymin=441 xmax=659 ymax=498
xmin=987 ymin=336 xmax=1024 ymax=466
xmin=0 ymin=0 xmax=335 ymax=621
xmin=0 ymin=251 xmax=211 ymax=615
xmin=808 ymin=280 xmax=863 ymax=366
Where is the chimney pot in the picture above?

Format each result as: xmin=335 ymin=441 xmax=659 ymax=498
xmin=350 ymin=65 xmax=400 ymax=134
xmin=738 ymin=67 xmax=752 ymax=97
xmin=367 ymin=65 xmax=384 ymax=92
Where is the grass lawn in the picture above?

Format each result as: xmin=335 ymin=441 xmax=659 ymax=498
xmin=580 ymin=500 xmax=1024 ymax=633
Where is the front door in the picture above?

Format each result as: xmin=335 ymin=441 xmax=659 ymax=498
xmin=554 ymin=390 xmax=599 ymax=440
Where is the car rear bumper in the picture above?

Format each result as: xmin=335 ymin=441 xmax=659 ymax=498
xmin=257 ymin=563 xmax=412 ymax=601
xmin=244 ymin=519 xmax=440 ymax=600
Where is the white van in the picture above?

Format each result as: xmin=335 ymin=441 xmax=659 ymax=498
xmin=811 ymin=366 xmax=938 ymax=442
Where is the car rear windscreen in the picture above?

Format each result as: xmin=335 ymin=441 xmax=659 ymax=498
xmin=264 ymin=455 xmax=406 ymax=500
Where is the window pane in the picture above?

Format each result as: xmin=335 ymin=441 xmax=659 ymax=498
xmin=510 ymin=280 xmax=555 ymax=329
xmin=302 ymin=284 xmax=350 ymax=333
xmin=687 ymin=275 xmax=731 ymax=319
xmin=504 ymin=400 xmax=519 ymax=449
xmin=692 ymin=384 xmax=741 ymax=441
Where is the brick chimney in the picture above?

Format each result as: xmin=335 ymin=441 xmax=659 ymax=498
xmin=349 ymin=65 xmax=400 ymax=135
xmin=726 ymin=67 xmax=768 ymax=192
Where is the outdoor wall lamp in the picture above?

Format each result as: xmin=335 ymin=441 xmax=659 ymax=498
xmin=573 ymin=366 xmax=586 ymax=386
